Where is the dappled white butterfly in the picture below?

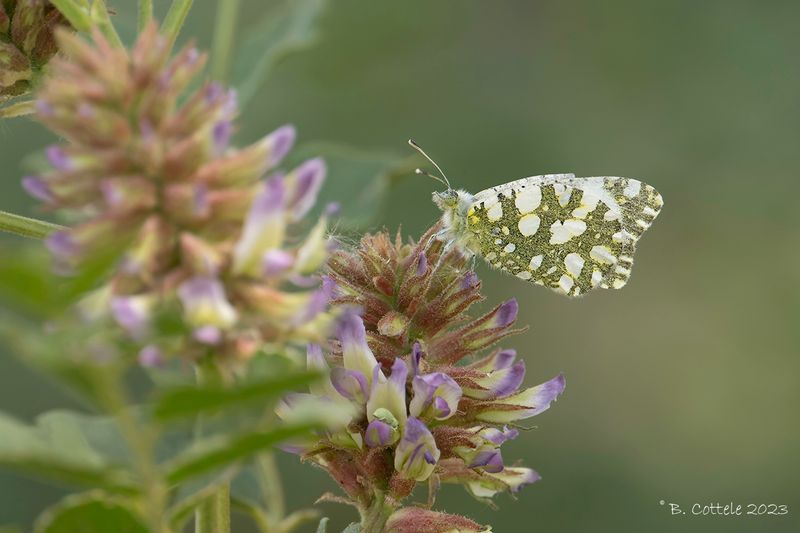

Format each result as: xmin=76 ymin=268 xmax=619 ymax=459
xmin=409 ymin=140 xmax=663 ymax=297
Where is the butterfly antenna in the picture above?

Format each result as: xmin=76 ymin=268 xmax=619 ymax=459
xmin=408 ymin=139 xmax=452 ymax=190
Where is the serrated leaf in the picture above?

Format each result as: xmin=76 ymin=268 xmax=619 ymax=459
xmin=287 ymin=142 xmax=417 ymax=230
xmin=0 ymin=411 xmax=138 ymax=494
xmin=153 ymin=371 xmax=322 ymax=421
xmin=34 ymin=492 xmax=147 ymax=533
xmin=233 ymin=0 xmax=328 ymax=109
xmin=165 ymin=423 xmax=316 ymax=485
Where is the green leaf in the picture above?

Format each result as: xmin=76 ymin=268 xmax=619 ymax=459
xmin=233 ymin=0 xmax=328 ymax=109
xmin=34 ymin=492 xmax=147 ymax=533
xmin=153 ymin=371 xmax=322 ymax=421
xmin=317 ymin=517 xmax=329 ymax=533
xmin=165 ymin=423 xmax=316 ymax=485
xmin=0 ymin=242 xmax=61 ymax=318
xmin=287 ymin=142 xmax=418 ymax=230
xmin=0 ymin=411 xmax=138 ymax=494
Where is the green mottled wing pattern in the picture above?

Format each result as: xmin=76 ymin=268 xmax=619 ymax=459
xmin=465 ymin=174 xmax=663 ymax=296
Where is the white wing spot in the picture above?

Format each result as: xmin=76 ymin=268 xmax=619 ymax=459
xmin=558 ymin=187 xmax=572 ymax=207
xmin=516 ymin=271 xmax=532 ymax=280
xmin=636 ymin=219 xmax=649 ymax=229
xmin=517 ymin=214 xmax=541 ymax=236
xmin=514 ymin=186 xmax=541 ymax=214
xmin=503 ymin=243 xmax=516 ymax=253
xmin=487 ymin=202 xmax=503 ymax=221
xmin=643 ymin=206 xmax=658 ymax=217
xmin=590 ymin=245 xmax=617 ymax=264
xmin=591 ymin=270 xmax=603 ymax=287
xmin=604 ymin=210 xmax=620 ymax=221
xmin=572 ymin=191 xmax=600 ymax=219
xmin=564 ymin=252 xmax=585 ymax=277
xmin=485 ymin=252 xmax=497 ymax=261
xmin=558 ymin=275 xmax=574 ymax=293
xmin=549 ymin=219 xmax=587 ymax=244
xmin=612 ymin=278 xmax=627 ymax=289
xmin=623 ymin=180 xmax=642 ymax=198
xmin=529 ymin=255 xmax=543 ymax=270
xmin=546 ymin=266 xmax=557 ymax=275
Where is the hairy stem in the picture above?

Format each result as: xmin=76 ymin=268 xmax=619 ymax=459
xmin=163 ymin=0 xmax=195 ymax=47
xmin=0 ymin=210 xmax=63 ymax=239
xmin=360 ymin=492 xmax=394 ymax=533
xmin=195 ymin=483 xmax=231 ymax=533
xmin=138 ymin=0 xmax=153 ymax=32
xmin=257 ymin=451 xmax=286 ymax=524
xmin=194 ymin=361 xmax=232 ymax=533
xmin=94 ymin=365 xmax=167 ymax=532
xmin=210 ymin=0 xmax=241 ymax=82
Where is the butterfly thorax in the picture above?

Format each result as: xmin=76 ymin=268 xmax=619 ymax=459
xmin=433 ymin=189 xmax=482 ymax=254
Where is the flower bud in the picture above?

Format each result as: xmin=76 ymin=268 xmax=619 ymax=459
xmin=285 ymin=157 xmax=326 ymax=221
xmin=385 ymin=508 xmax=489 ymax=533
xmin=474 ymin=373 xmax=565 ymax=423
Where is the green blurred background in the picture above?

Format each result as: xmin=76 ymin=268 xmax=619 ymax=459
xmin=2 ymin=0 xmax=799 ymax=531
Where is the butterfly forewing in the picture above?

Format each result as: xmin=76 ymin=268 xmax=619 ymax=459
xmin=465 ymin=175 xmax=662 ymax=296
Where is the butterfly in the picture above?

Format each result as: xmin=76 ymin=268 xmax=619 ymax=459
xmin=409 ymin=140 xmax=663 ymax=297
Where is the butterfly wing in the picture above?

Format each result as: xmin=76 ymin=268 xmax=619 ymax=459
xmin=465 ymin=175 xmax=663 ymax=296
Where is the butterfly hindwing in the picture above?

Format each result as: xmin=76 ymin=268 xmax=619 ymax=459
xmin=465 ymin=175 xmax=662 ymax=296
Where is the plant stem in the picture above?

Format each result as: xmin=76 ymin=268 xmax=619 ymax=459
xmin=0 ymin=210 xmax=63 ymax=239
xmin=90 ymin=0 xmax=124 ymax=47
xmin=360 ymin=492 xmax=394 ymax=533
xmin=50 ymin=0 xmax=92 ymax=31
xmin=163 ymin=0 xmax=195 ymax=48
xmin=195 ymin=483 xmax=231 ymax=533
xmin=138 ymin=0 xmax=153 ymax=32
xmin=94 ymin=364 xmax=167 ymax=533
xmin=257 ymin=451 xmax=286 ymax=523
xmin=0 ymin=100 xmax=35 ymax=118
xmin=210 ymin=0 xmax=240 ymax=82
xmin=194 ymin=361 xmax=231 ymax=533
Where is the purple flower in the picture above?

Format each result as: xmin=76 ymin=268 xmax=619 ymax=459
xmin=232 ymin=175 xmax=286 ymax=276
xmin=394 ymin=417 xmax=440 ymax=481
xmin=461 ymin=271 xmax=479 ymax=290
xmin=193 ymin=325 xmax=222 ymax=345
xmin=177 ymin=276 xmax=237 ymax=328
xmin=416 ymin=252 xmax=428 ymax=276
xmin=494 ymin=298 xmax=518 ymax=328
xmin=45 ymin=231 xmax=79 ymax=263
xmin=138 ymin=345 xmax=163 ymax=368
xmin=364 ymin=419 xmax=396 ymax=447
xmin=110 ymin=295 xmax=152 ymax=337
xmin=337 ymin=312 xmax=378 ymax=383
xmin=330 ymin=368 xmax=369 ymax=404
xmin=262 ymin=249 xmax=294 ymax=277
xmin=212 ymin=120 xmax=232 ymax=155
xmin=475 ymin=373 xmax=566 ymax=423
xmin=22 ymin=176 xmax=53 ymax=203
xmin=366 ymin=358 xmax=408 ymax=428
xmin=264 ymin=124 xmax=296 ymax=167
xmin=45 ymin=146 xmax=71 ymax=171
xmin=409 ymin=372 xmax=462 ymax=420
xmin=411 ymin=342 xmax=424 ymax=377
xmin=287 ymin=158 xmax=326 ymax=221
xmin=461 ymin=360 xmax=526 ymax=400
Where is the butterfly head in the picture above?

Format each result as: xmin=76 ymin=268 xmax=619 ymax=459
xmin=432 ymin=188 xmax=459 ymax=210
